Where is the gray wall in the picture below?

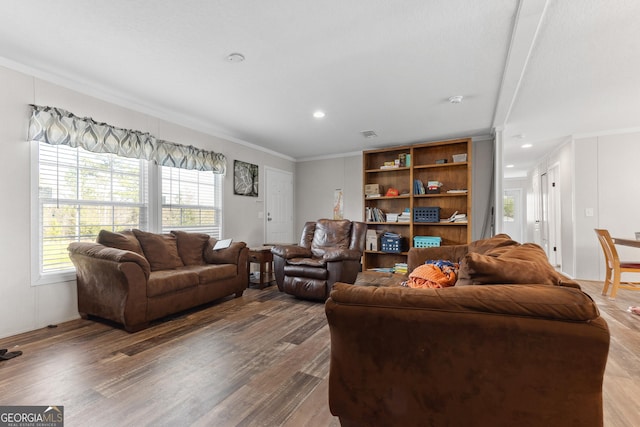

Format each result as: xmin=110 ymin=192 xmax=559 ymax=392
xmin=574 ymin=131 xmax=640 ymax=281
xmin=524 ymin=130 xmax=640 ymax=281
xmin=0 ymin=64 xmax=294 ymax=338
xmin=295 ymin=138 xmax=495 ymax=243
xmin=295 ymin=155 xmax=362 ymax=233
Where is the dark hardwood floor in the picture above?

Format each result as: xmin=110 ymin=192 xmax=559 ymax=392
xmin=0 ymin=279 xmax=639 ymax=427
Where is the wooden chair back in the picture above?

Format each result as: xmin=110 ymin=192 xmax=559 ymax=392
xmin=594 ymin=229 xmax=619 ymax=269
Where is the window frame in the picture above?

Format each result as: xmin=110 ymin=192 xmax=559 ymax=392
xmin=30 ymin=142 xmax=224 ymax=286
xmin=160 ymin=165 xmax=223 ymax=238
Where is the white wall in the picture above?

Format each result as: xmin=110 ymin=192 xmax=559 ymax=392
xmin=525 ymin=130 xmax=640 ymax=281
xmin=295 ymin=155 xmax=362 ymax=233
xmin=574 ymin=131 xmax=640 ymax=281
xmin=573 ymin=137 xmax=599 ymax=280
xmin=0 ymin=65 xmax=294 ymax=339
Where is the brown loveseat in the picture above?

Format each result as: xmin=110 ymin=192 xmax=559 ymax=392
xmin=325 ymin=234 xmax=610 ymax=427
xmin=68 ymin=229 xmax=248 ymax=332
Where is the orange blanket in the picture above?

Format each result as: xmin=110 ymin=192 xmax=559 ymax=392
xmin=406 ymin=260 xmax=458 ymax=289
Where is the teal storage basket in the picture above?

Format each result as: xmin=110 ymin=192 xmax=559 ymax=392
xmin=413 ymin=236 xmax=442 ymax=248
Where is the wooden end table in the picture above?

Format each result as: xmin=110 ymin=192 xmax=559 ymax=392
xmin=247 ymin=246 xmax=275 ymax=289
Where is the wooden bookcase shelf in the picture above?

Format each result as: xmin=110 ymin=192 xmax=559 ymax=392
xmin=362 ymin=138 xmax=472 ymax=270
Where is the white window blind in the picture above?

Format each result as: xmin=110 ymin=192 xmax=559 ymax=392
xmin=37 ymin=142 xmax=148 ymax=275
xmin=161 ymin=166 xmax=222 ymax=238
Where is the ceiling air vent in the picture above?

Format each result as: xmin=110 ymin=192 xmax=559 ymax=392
xmin=360 ymin=130 xmax=378 ymax=138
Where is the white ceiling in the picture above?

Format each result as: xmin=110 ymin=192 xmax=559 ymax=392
xmin=1 ymin=0 xmax=639 ymax=178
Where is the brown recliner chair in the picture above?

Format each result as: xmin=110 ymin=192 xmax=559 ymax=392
xmin=271 ymin=219 xmax=367 ymax=301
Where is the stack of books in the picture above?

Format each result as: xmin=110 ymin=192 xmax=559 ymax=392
xmin=365 ymin=207 xmax=386 ymax=222
xmin=441 ymin=211 xmax=467 ymax=223
xmin=394 ymin=263 xmax=408 ymax=274
xmin=386 ymin=213 xmax=399 ymax=222
xmin=380 ymin=161 xmax=400 ymax=169
xmin=398 ymin=208 xmax=411 ymax=222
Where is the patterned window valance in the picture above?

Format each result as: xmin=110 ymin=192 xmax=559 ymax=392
xmin=27 ymin=104 xmax=226 ymax=174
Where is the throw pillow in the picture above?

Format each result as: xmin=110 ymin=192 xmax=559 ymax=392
xmin=132 ymin=229 xmax=184 ymax=271
xmin=170 ymin=230 xmax=209 ymax=265
xmin=467 ymin=233 xmax=519 ymax=255
xmin=457 ymin=243 xmax=562 ymax=286
xmin=97 ymin=230 xmax=144 ymax=256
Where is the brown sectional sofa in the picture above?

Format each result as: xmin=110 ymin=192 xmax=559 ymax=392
xmin=68 ymin=229 xmax=248 ymax=332
xmin=326 ymin=234 xmax=610 ymax=427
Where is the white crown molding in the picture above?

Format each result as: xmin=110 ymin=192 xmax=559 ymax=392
xmin=0 ymin=56 xmax=296 ymax=162
xmin=573 ymin=126 xmax=640 ymax=140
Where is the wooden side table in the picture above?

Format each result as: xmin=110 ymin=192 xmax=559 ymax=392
xmin=247 ymin=246 xmax=275 ymax=289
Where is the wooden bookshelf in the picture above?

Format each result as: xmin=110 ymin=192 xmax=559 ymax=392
xmin=362 ymin=138 xmax=472 ymax=270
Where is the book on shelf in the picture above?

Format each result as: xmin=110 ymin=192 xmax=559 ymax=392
xmin=441 ymin=211 xmax=467 ymax=223
xmin=446 ymin=189 xmax=468 ymax=194
xmin=365 ymin=193 xmax=381 ymax=198
xmin=398 ymin=153 xmax=411 ymax=167
xmin=413 ymin=179 xmax=425 ymax=195
xmin=365 ymin=207 xmax=386 ymax=222
xmin=367 ymin=267 xmax=395 ymax=273
xmin=394 ymin=262 xmax=408 ymax=274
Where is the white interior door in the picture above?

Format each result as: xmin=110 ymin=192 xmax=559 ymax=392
xmin=265 ymin=167 xmax=294 ymax=244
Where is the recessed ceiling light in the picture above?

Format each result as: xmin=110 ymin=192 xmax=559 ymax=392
xmin=448 ymin=95 xmax=464 ymax=104
xmin=521 ymin=143 xmax=533 ymax=148
xmin=226 ymin=53 xmax=245 ymax=63
xmin=506 ymin=164 xmax=515 ymax=168
xmin=313 ymin=111 xmax=326 ymax=119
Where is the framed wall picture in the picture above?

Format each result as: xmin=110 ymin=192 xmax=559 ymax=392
xmin=234 ymin=160 xmax=259 ymax=197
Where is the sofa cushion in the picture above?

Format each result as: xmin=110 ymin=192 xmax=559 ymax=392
xmin=180 ymin=264 xmax=237 ymax=284
xmin=311 ymin=219 xmax=351 ymax=258
xmin=147 ymin=269 xmax=199 ymax=297
xmin=171 ymin=230 xmax=209 ymax=266
xmin=97 ymin=230 xmax=144 ymax=256
xmin=457 ymin=242 xmax=564 ymax=286
xmin=133 ymin=229 xmax=184 ymax=271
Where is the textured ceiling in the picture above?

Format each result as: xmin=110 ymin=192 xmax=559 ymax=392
xmin=1 ymin=0 xmax=639 ymax=178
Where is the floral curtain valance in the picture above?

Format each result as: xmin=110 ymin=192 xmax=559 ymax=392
xmin=28 ymin=104 xmax=226 ymax=174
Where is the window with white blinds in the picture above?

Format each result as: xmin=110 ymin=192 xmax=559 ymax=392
xmin=37 ymin=142 xmax=148 ymax=276
xmin=33 ymin=142 xmax=224 ymax=285
xmin=161 ymin=166 xmax=222 ymax=238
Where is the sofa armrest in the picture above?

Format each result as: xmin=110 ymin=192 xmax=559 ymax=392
xmin=68 ymin=242 xmax=151 ymax=278
xmin=204 ymin=240 xmax=247 ymax=265
xmin=271 ymin=244 xmax=312 ymax=259
xmin=323 ymin=248 xmax=362 ymax=262
xmin=68 ymin=242 xmax=151 ymax=330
